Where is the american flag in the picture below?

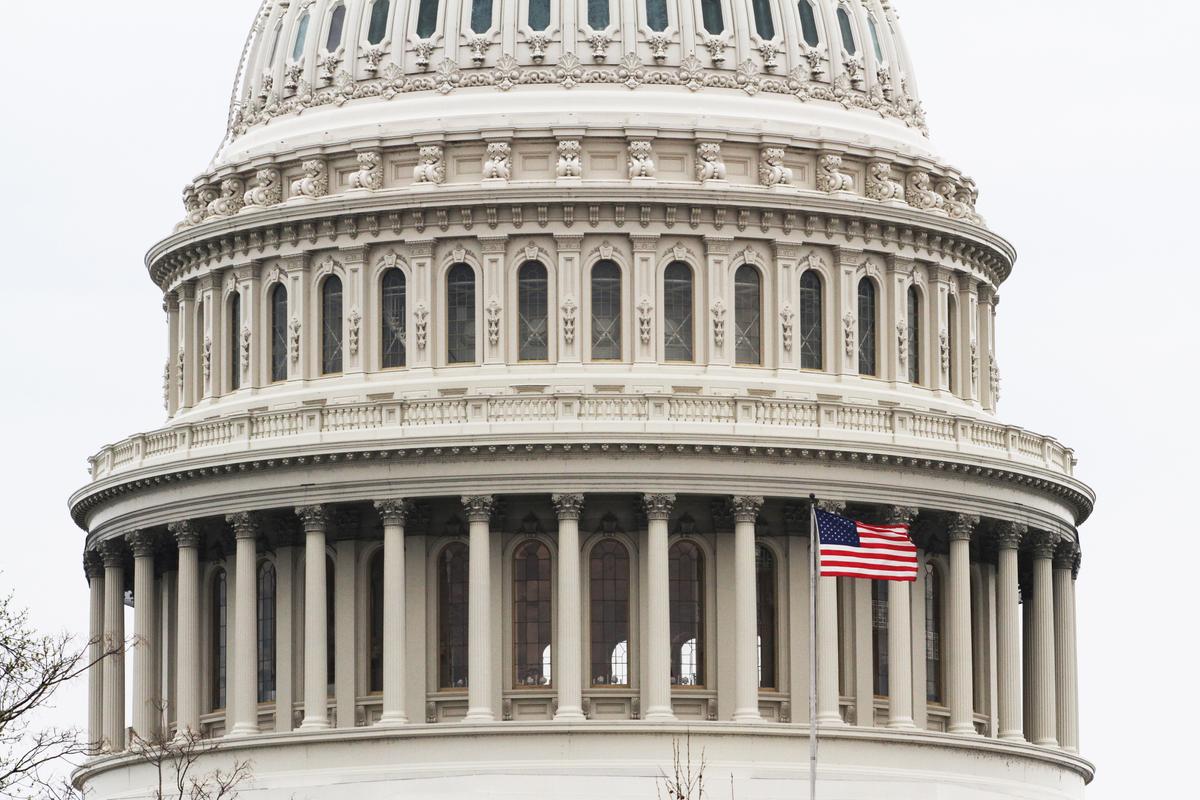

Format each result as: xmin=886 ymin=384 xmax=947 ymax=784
xmin=814 ymin=508 xmax=918 ymax=581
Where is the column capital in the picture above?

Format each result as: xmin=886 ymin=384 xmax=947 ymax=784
xmin=168 ymin=520 xmax=201 ymax=548
xmin=641 ymin=493 xmax=676 ymax=521
xmin=885 ymin=506 xmax=919 ymax=526
xmin=1053 ymin=539 xmax=1080 ymax=571
xmin=175 ymin=281 xmax=196 ymax=301
xmin=97 ymin=539 xmax=126 ymax=568
xmin=816 ymin=499 xmax=846 ymax=515
xmin=731 ymin=496 xmax=764 ymax=523
xmin=460 ymin=495 xmax=496 ymax=523
xmin=125 ymin=530 xmax=157 ymax=558
xmin=1027 ymin=530 xmax=1060 ymax=559
xmin=225 ymin=512 xmax=260 ymax=541
xmin=629 ymin=234 xmax=660 ymax=252
xmin=551 ymin=494 xmax=585 ymax=521
xmin=374 ymin=499 xmax=410 ymax=526
xmin=294 ymin=504 xmax=330 ymax=533
xmin=947 ymin=513 xmax=980 ymax=542
xmin=782 ymin=501 xmax=808 ymax=536
xmin=83 ymin=550 xmax=104 ymax=580
xmin=994 ymin=521 xmax=1027 ymax=550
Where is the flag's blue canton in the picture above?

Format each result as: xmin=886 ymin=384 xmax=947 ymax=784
xmin=814 ymin=509 xmax=860 ymax=547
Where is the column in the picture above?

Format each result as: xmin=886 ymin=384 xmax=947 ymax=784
xmin=274 ymin=544 xmax=296 ymax=732
xmin=995 ymin=522 xmax=1026 ymax=741
xmin=1029 ymin=531 xmax=1059 ymax=747
xmin=947 ymin=513 xmax=978 ymax=735
xmin=462 ymin=496 xmax=496 ymax=722
xmin=815 ymin=500 xmax=845 ymax=725
xmin=177 ymin=282 xmax=196 ymax=411
xmin=99 ymin=540 xmax=126 ymax=752
xmin=642 ymin=494 xmax=676 ymax=721
xmin=126 ymin=530 xmax=159 ymax=742
xmin=84 ymin=552 xmax=105 ymax=754
xmin=731 ymin=496 xmax=764 ymax=722
xmin=886 ymin=507 xmax=918 ymax=729
xmin=295 ymin=505 xmax=331 ymax=731
xmin=226 ymin=512 xmax=260 ymax=736
xmin=376 ymin=500 xmax=410 ymax=726
xmin=929 ymin=267 xmax=952 ymax=394
xmin=165 ymin=292 xmax=180 ymax=416
xmin=1054 ymin=540 xmax=1080 ymax=753
xmin=551 ymin=494 xmax=586 ymax=721
xmin=169 ymin=521 xmax=201 ymax=735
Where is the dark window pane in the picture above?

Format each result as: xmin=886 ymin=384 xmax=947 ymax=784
xmin=439 ymin=543 xmax=469 ymax=688
xmin=799 ymin=270 xmax=823 ymax=370
xmin=292 ymin=12 xmax=310 ymax=61
xmin=256 ymin=563 xmax=276 ymax=703
xmin=587 ymin=0 xmax=610 ymax=29
xmin=756 ymin=545 xmax=777 ymax=689
xmin=926 ymin=567 xmax=943 ymax=703
xmin=837 ymin=6 xmax=857 ymax=56
xmin=470 ymin=0 xmax=493 ymax=33
xmin=872 ymin=579 xmax=888 ymax=696
xmin=416 ymin=0 xmax=439 ymax=38
xmin=368 ymin=0 xmax=391 ymax=44
xmin=229 ymin=292 xmax=241 ymax=391
xmin=734 ymin=265 xmax=762 ymax=366
xmin=590 ymin=261 xmax=622 ymax=361
xmin=858 ymin=278 xmax=877 ymax=376
xmin=211 ymin=570 xmax=227 ymax=710
xmin=326 ymin=4 xmax=347 ymax=50
xmin=752 ymin=0 xmax=775 ymax=39
xmin=381 ymin=269 xmax=406 ymax=368
xmin=907 ymin=286 xmax=921 ymax=384
xmin=663 ymin=262 xmax=694 ymax=362
xmin=798 ymin=0 xmax=820 ymax=47
xmin=528 ymin=0 xmax=550 ymax=31
xmin=701 ymin=0 xmax=724 ymax=34
xmin=590 ymin=540 xmax=630 ymax=686
xmin=669 ymin=541 xmax=704 ymax=687
xmin=446 ymin=263 xmax=476 ymax=364
xmin=645 ymin=0 xmax=668 ymax=32
xmin=271 ymin=284 xmax=288 ymax=382
xmin=369 ymin=553 xmax=384 ymax=692
xmin=322 ymin=276 xmax=343 ymax=374
xmin=518 ymin=261 xmax=549 ymax=361
xmin=513 ymin=541 xmax=552 ymax=686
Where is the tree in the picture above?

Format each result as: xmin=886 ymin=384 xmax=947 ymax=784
xmin=128 ymin=726 xmax=252 ymax=800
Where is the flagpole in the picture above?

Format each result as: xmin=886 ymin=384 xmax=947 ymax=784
xmin=808 ymin=494 xmax=819 ymax=800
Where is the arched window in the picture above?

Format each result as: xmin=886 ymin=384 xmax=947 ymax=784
xmin=926 ymin=565 xmax=944 ymax=703
xmin=872 ymin=579 xmax=888 ymax=696
xmin=326 ymin=4 xmax=347 ymax=51
xmin=256 ymin=562 xmax=276 ymax=703
xmin=270 ymin=284 xmax=288 ymax=383
xmin=367 ymin=0 xmax=391 ymax=44
xmin=513 ymin=541 xmax=552 ymax=687
xmin=590 ymin=261 xmax=622 ymax=361
xmin=669 ymin=541 xmax=705 ymax=687
xmin=528 ymin=0 xmax=551 ymax=30
xmin=797 ymin=0 xmax=820 ymax=47
xmin=947 ymin=295 xmax=958 ymax=392
xmin=799 ymin=270 xmax=823 ymax=370
xmin=756 ymin=545 xmax=777 ymax=689
xmin=446 ymin=263 xmax=476 ymax=364
xmin=700 ymin=0 xmax=725 ymax=34
xmin=663 ymin=262 xmax=694 ymax=362
xmin=438 ymin=543 xmax=469 ymax=688
xmin=368 ymin=551 xmax=384 ymax=692
xmin=645 ymin=0 xmax=669 ymax=32
xmin=837 ymin=5 xmax=857 ymax=55
xmin=325 ymin=555 xmax=336 ymax=692
xmin=857 ymin=278 xmax=877 ymax=376
xmin=868 ymin=16 xmax=885 ymax=62
xmin=470 ymin=0 xmax=493 ymax=33
xmin=751 ymin=0 xmax=775 ymax=39
xmin=321 ymin=276 xmax=343 ymax=375
xmin=734 ymin=265 xmax=762 ymax=366
xmin=416 ymin=0 xmax=439 ymax=38
xmin=381 ymin=268 xmax=406 ymax=369
xmin=907 ymin=286 xmax=921 ymax=385
xmin=211 ymin=569 xmax=228 ymax=710
xmin=517 ymin=261 xmax=549 ymax=361
xmin=587 ymin=0 xmax=610 ymax=29
xmin=228 ymin=291 xmax=241 ymax=392
xmin=291 ymin=11 xmax=310 ymax=61
xmin=590 ymin=540 xmax=630 ymax=687
xmin=267 ymin=18 xmax=284 ymax=68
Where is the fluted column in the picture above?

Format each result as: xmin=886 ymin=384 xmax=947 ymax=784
xmin=99 ymin=540 xmax=126 ymax=751
xmin=1029 ymin=531 xmax=1059 ymax=747
xmin=947 ymin=513 xmax=979 ymax=735
xmin=169 ymin=521 xmax=201 ymax=736
xmin=1054 ymin=540 xmax=1080 ymax=753
xmin=994 ymin=522 xmax=1026 ymax=741
xmin=84 ymin=552 xmax=105 ymax=754
xmin=295 ymin=505 xmax=331 ymax=731
xmin=642 ymin=494 xmax=676 ymax=722
xmin=815 ymin=500 xmax=845 ymax=725
xmin=731 ymin=496 xmax=764 ymax=722
xmin=126 ymin=531 xmax=159 ymax=741
xmin=226 ymin=513 xmax=260 ymax=736
xmin=551 ymin=494 xmax=586 ymax=721
xmin=375 ymin=499 xmax=409 ymax=726
xmin=462 ymin=496 xmax=496 ymax=722
xmin=886 ymin=507 xmax=918 ymax=729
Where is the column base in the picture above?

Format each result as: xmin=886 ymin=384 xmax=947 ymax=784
xmin=554 ymin=707 xmax=587 ymax=722
xmin=1033 ymin=737 xmax=1060 ymax=748
xmin=998 ymin=731 xmax=1026 ymax=743
xmin=732 ymin=709 xmax=763 ymax=723
xmin=886 ymin=718 xmax=917 ymax=730
xmin=376 ymin=713 xmax=409 ymax=727
xmin=948 ymin=723 xmax=980 ymax=735
xmin=643 ymin=706 xmax=676 ymax=722
xmin=226 ymin=722 xmax=260 ymax=737
xmin=814 ymin=713 xmax=846 ymax=726
xmin=298 ymin=717 xmax=331 ymax=732
xmin=463 ymin=709 xmax=495 ymax=722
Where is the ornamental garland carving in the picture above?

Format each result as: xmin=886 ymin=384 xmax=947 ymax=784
xmin=467 ymin=35 xmax=492 ymax=65
xmin=628 ymin=140 xmax=656 ymax=179
xmin=348 ymin=307 xmax=362 ymax=356
xmin=482 ymin=142 xmax=512 ymax=180
xmin=637 ymin=297 xmax=654 ymax=344
xmin=288 ymin=316 xmax=302 ymax=364
xmin=349 ymin=151 xmax=384 ymax=191
xmin=202 ymin=336 xmax=212 ymax=379
xmin=162 ymin=360 xmax=170 ymax=410
xmin=842 ymin=313 xmax=855 ymax=358
xmin=695 ymin=142 xmax=726 ymax=182
xmin=486 ymin=298 xmax=502 ymax=345
xmin=561 ymin=296 xmax=578 ymax=345
xmin=413 ymin=145 xmax=446 ymax=185
xmin=711 ymin=299 xmax=727 ymax=348
xmin=414 ymin=303 xmax=430 ymax=349
xmin=896 ymin=321 xmax=908 ymax=369
xmin=970 ymin=339 xmax=979 ymax=387
xmin=290 ymin=159 xmax=328 ymax=200
xmin=702 ymin=35 xmax=729 ymax=65
xmin=780 ymin=304 xmax=795 ymax=351
xmin=243 ymin=168 xmax=282 ymax=208
xmin=208 ymin=178 xmax=245 ymax=217
xmin=240 ymin=325 xmax=252 ymax=371
xmin=989 ymin=355 xmax=1001 ymax=401
xmin=866 ymin=160 xmax=905 ymax=202
xmin=758 ymin=147 xmax=793 ymax=187
xmin=525 ymin=32 xmax=551 ymax=63
xmin=906 ymin=170 xmax=945 ymax=212
xmin=939 ymin=328 xmax=950 ymax=375
xmin=556 ymin=140 xmax=582 ymax=177
xmin=587 ymin=32 xmax=613 ymax=62
xmin=816 ymin=153 xmax=854 ymax=193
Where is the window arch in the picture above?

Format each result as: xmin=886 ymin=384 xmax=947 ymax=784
xmin=368 ymin=550 xmax=384 ymax=692
xmin=381 ymin=268 xmax=406 ymax=369
xmin=256 ymin=562 xmax=276 ymax=703
xmin=270 ymin=284 xmax=288 ymax=382
xmin=669 ymin=541 xmax=705 ymax=687
xmin=321 ymin=276 xmax=343 ymax=375
xmin=857 ymin=278 xmax=877 ymax=376
xmin=438 ymin=543 xmax=469 ymax=689
xmin=513 ymin=541 xmax=552 ymax=687
xmin=590 ymin=539 xmax=630 ymax=687
xmin=907 ymin=286 xmax=921 ymax=385
xmin=734 ymin=265 xmax=762 ymax=366
xmin=291 ymin=10 xmax=311 ymax=61
xmin=947 ymin=294 xmax=958 ymax=392
xmin=367 ymin=0 xmax=391 ymax=44
xmin=872 ymin=579 xmax=888 ymax=696
xmin=415 ymin=0 xmax=439 ymax=38
xmin=925 ymin=564 xmax=944 ymax=703
xmin=700 ymin=0 xmax=725 ymax=34
xmin=797 ymin=0 xmax=820 ymax=47
xmin=799 ymin=270 xmax=823 ymax=370
xmin=446 ymin=263 xmax=476 ymax=364
xmin=267 ymin=18 xmax=284 ymax=70
xmin=645 ymin=0 xmax=669 ymax=32
xmin=228 ymin=291 xmax=241 ymax=392
xmin=756 ymin=544 xmax=777 ymax=689
xmin=325 ymin=3 xmax=347 ymax=51
xmin=470 ymin=0 xmax=493 ymax=33
xmin=751 ymin=0 xmax=775 ymax=39
xmin=211 ymin=569 xmax=228 ymax=710
xmin=837 ymin=5 xmax=857 ymax=55
xmin=663 ymin=262 xmax=695 ymax=362
xmin=517 ymin=261 xmax=549 ymax=362
xmin=528 ymin=0 xmax=551 ymax=30
xmin=587 ymin=0 xmax=610 ymax=29
xmin=590 ymin=260 xmax=622 ymax=361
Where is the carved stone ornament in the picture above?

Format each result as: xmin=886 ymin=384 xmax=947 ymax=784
xmin=994 ymin=521 xmax=1027 ymax=550
xmin=552 ymin=493 xmax=586 ymax=520
xmin=413 ymin=40 xmax=435 ymax=69
xmin=646 ymin=33 xmax=671 ymax=61
xmin=628 ymin=140 xmax=656 ymax=179
xmin=556 ymin=140 xmax=582 ymax=178
xmin=939 ymin=328 xmax=950 ymax=375
xmin=947 ymin=513 xmax=980 ymax=542
xmin=202 ymin=336 xmax=213 ymax=379
xmin=162 ymin=360 xmax=171 ymax=410
xmin=294 ymin=504 xmax=330 ymax=532
xmin=711 ymin=298 xmax=727 ymax=348
xmin=414 ymin=303 xmax=430 ymax=349
xmin=318 ymin=50 xmax=343 ymax=82
xmin=526 ymin=32 xmax=551 ymax=63
xmin=780 ymin=304 xmax=795 ymax=351
xmin=168 ymin=519 xmax=201 ymax=548
xmin=288 ymin=316 xmax=302 ymax=364
xmin=695 ymin=142 xmax=726 ymax=182
xmin=797 ymin=42 xmax=827 ymax=79
xmin=906 ymin=170 xmax=946 ymax=212
xmin=290 ymin=159 xmax=329 ymax=200
xmin=636 ymin=296 xmax=654 ymax=344
xmin=758 ymin=147 xmax=793 ymax=187
xmin=896 ymin=321 xmax=908 ymax=369
xmin=937 ymin=179 xmax=976 ymax=223
xmin=886 ymin=506 xmax=919 ymax=526
xmin=702 ymin=35 xmax=728 ymax=65
xmin=413 ymin=145 xmax=446 ymax=185
xmin=586 ymin=31 xmax=613 ymax=62
xmin=126 ymin=529 xmax=157 ymax=558
xmin=842 ymin=312 xmax=856 ymax=359
xmin=866 ymin=160 xmax=905 ymax=202
xmin=989 ymin=355 xmax=1001 ymax=401
xmin=731 ymin=496 xmax=764 ymax=523
xmin=349 ymin=151 xmax=384 ymax=191
xmin=226 ymin=511 xmax=260 ymax=540
xmin=758 ymin=41 xmax=780 ymax=71
xmin=243 ymin=168 xmax=282 ymax=208
xmin=482 ymin=142 xmax=512 ymax=180
xmin=467 ymin=35 xmax=492 ymax=65
xmin=841 ymin=51 xmax=865 ymax=90
xmin=374 ymin=499 xmax=409 ymax=526
xmin=642 ymin=493 xmax=676 ymax=521
xmin=561 ymin=296 xmax=578 ymax=345
xmin=240 ymin=325 xmax=252 ymax=371
xmin=486 ymin=298 xmax=502 ymax=345
xmin=1027 ymin=530 xmax=1060 ymax=559
xmin=970 ymin=340 xmax=979 ymax=386
xmin=208 ymin=177 xmax=245 ymax=217
xmin=461 ymin=495 xmax=496 ymax=522
xmin=348 ymin=307 xmax=362 ymax=356
xmin=816 ymin=153 xmax=854 ymax=193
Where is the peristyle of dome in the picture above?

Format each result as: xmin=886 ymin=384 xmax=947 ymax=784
xmin=73 ymin=2 xmax=1092 ymax=799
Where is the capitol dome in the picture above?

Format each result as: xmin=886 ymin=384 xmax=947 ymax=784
xmin=73 ymin=2 xmax=1092 ymax=799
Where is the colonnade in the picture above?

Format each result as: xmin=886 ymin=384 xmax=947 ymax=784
xmin=83 ymin=493 xmax=1080 ymax=755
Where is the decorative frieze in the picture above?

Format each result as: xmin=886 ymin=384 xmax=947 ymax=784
xmin=483 ymin=143 xmax=512 ymax=181
xmin=413 ymin=146 xmax=446 ymax=185
xmin=758 ymin=147 xmax=793 ymax=188
xmin=627 ymin=140 xmax=656 ymax=180
xmin=349 ymin=152 xmax=384 ymax=191
xmin=290 ymin=160 xmax=329 ymax=200
xmin=695 ymin=143 xmax=726 ymax=183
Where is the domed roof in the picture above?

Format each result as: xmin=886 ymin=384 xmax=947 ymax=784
xmin=218 ymin=0 xmax=928 ymax=167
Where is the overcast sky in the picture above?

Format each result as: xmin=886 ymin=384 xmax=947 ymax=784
xmin=1 ymin=1 xmax=1195 ymax=797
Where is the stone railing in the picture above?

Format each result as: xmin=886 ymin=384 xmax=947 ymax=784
xmin=87 ymin=394 xmax=1075 ymax=483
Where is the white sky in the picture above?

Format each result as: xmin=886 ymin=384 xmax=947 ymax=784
xmin=0 ymin=1 xmax=1195 ymax=797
